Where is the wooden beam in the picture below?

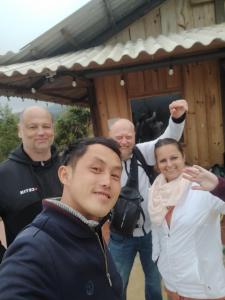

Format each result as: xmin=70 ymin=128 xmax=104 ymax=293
xmin=45 ymin=91 xmax=88 ymax=103
xmin=60 ymin=28 xmax=79 ymax=48
xmin=190 ymin=0 xmax=213 ymax=5
xmin=0 ymin=83 xmax=88 ymax=105
xmin=88 ymin=0 xmax=166 ymax=47
xmin=87 ymin=83 xmax=100 ymax=135
xmin=103 ymin=0 xmax=117 ymax=30
xmin=51 ymin=0 xmax=166 ymax=55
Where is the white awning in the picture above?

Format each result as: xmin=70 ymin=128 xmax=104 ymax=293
xmin=0 ymin=23 xmax=225 ymax=77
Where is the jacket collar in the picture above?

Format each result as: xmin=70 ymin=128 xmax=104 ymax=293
xmin=44 ymin=198 xmax=99 ymax=228
xmin=9 ymin=144 xmax=59 ymax=167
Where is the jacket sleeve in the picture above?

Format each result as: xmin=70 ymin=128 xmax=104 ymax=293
xmin=0 ymin=235 xmax=58 ymax=300
xmin=211 ymin=177 xmax=225 ymax=202
xmin=137 ymin=116 xmax=185 ymax=165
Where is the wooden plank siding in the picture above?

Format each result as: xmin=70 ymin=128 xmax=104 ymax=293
xmin=203 ymin=61 xmax=224 ymax=165
xmin=127 ymin=66 xmax=182 ymax=99
xmin=94 ymin=75 xmax=130 ymax=136
xmin=160 ymin=0 xmax=178 ymax=35
xmin=94 ymin=66 xmax=182 ymax=133
xmin=107 ymin=0 xmax=215 ymax=45
xmin=183 ymin=64 xmax=199 ymax=165
xmin=183 ymin=60 xmax=224 ymax=167
xmin=95 ymin=0 xmax=224 ymax=167
xmin=94 ymin=59 xmax=224 ymax=167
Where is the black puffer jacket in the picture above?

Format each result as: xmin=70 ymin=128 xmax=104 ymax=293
xmin=0 ymin=145 xmax=63 ymax=246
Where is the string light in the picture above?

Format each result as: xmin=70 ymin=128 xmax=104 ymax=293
xmin=168 ymin=65 xmax=174 ymax=76
xmin=72 ymin=79 xmax=77 ymax=87
xmin=120 ymin=75 xmax=125 ymax=86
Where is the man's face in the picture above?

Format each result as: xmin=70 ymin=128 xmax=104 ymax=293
xmin=109 ymin=121 xmax=135 ymax=161
xmin=18 ymin=108 xmax=54 ymax=156
xmin=59 ymin=144 xmax=122 ymax=221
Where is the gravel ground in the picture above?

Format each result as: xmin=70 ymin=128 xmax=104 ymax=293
xmin=127 ymin=256 xmax=168 ymax=300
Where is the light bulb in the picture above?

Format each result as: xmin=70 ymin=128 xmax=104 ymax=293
xmin=31 ymin=87 xmax=36 ymax=94
xmin=72 ymin=80 xmax=77 ymax=87
xmin=120 ymin=79 xmax=125 ymax=86
xmin=168 ymin=66 xmax=174 ymax=76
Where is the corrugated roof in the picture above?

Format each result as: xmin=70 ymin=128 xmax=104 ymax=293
xmin=0 ymin=0 xmax=166 ymax=65
xmin=0 ymin=23 xmax=225 ymax=77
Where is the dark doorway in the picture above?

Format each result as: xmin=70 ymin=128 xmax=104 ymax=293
xmin=131 ymin=93 xmax=181 ymax=143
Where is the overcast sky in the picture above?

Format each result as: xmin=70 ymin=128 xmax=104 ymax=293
xmin=0 ymin=0 xmax=90 ymax=53
xmin=0 ymin=0 xmax=90 ymax=111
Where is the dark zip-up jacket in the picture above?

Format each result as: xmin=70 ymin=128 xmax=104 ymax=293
xmin=0 ymin=200 xmax=123 ymax=300
xmin=0 ymin=144 xmax=62 ymax=246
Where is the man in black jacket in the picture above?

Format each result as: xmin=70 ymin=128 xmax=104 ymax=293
xmin=0 ymin=137 xmax=123 ymax=300
xmin=0 ymin=106 xmax=62 ymax=255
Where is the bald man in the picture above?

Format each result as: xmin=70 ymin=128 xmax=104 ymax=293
xmin=0 ymin=106 xmax=62 ymax=255
xmin=108 ymin=100 xmax=188 ymax=300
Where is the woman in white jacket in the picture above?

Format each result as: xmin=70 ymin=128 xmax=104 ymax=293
xmin=148 ymin=138 xmax=225 ymax=300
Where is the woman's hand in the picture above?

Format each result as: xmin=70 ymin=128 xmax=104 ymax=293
xmin=183 ymin=165 xmax=219 ymax=191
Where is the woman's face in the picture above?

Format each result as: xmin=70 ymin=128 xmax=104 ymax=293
xmin=155 ymin=144 xmax=185 ymax=182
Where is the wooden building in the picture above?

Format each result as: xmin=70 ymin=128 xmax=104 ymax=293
xmin=0 ymin=0 xmax=225 ymax=168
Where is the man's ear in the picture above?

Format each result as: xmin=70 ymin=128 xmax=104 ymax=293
xmin=17 ymin=124 xmax=22 ymax=139
xmin=58 ymin=165 xmax=72 ymax=185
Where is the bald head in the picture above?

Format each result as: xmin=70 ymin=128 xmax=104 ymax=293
xmin=18 ymin=106 xmax=54 ymax=161
xmin=19 ymin=106 xmax=53 ymax=124
xmin=109 ymin=118 xmax=134 ymax=133
xmin=109 ymin=118 xmax=135 ymax=160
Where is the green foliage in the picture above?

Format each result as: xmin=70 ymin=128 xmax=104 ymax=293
xmin=55 ymin=106 xmax=91 ymax=151
xmin=0 ymin=105 xmax=20 ymax=162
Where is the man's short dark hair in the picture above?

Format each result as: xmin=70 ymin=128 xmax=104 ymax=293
xmin=61 ymin=137 xmax=121 ymax=167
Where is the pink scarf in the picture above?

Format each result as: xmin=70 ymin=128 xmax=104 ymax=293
xmin=148 ymin=174 xmax=191 ymax=225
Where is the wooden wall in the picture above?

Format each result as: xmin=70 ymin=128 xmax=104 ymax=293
xmin=94 ymin=59 xmax=224 ymax=167
xmin=94 ymin=66 xmax=182 ymax=136
xmin=183 ymin=60 xmax=224 ymax=167
xmin=94 ymin=74 xmax=130 ymax=136
xmin=126 ymin=66 xmax=182 ymax=99
xmin=94 ymin=0 xmax=224 ymax=167
xmin=107 ymin=0 xmax=215 ymax=45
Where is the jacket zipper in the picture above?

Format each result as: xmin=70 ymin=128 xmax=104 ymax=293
xmin=95 ymin=232 xmax=112 ymax=287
